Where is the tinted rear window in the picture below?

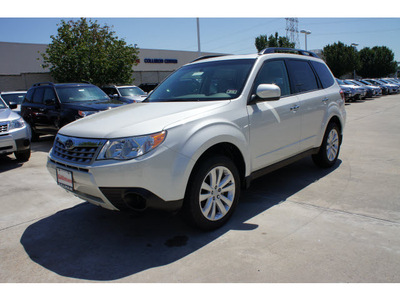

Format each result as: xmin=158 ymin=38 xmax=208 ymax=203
xmin=286 ymin=60 xmax=318 ymax=93
xmin=311 ymin=61 xmax=335 ymax=89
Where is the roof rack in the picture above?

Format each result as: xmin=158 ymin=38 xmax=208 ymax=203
xmin=32 ymin=82 xmax=55 ymax=87
xmin=32 ymin=81 xmax=92 ymax=87
xmin=191 ymin=54 xmax=228 ymax=63
xmin=259 ymin=47 xmax=319 ymax=58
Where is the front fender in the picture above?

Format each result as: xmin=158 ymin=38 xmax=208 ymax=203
xmin=164 ymin=117 xmax=251 ymax=198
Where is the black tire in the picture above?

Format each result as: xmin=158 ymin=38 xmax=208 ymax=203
xmin=28 ymin=124 xmax=40 ymax=142
xmin=182 ymin=155 xmax=240 ymax=230
xmin=14 ymin=148 xmax=31 ymax=162
xmin=312 ymin=122 xmax=341 ymax=168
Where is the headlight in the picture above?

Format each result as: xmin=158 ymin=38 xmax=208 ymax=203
xmin=78 ymin=110 xmax=98 ymax=117
xmin=97 ymin=131 xmax=167 ymax=160
xmin=9 ymin=117 xmax=26 ymax=130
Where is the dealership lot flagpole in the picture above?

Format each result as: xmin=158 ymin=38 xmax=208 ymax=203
xmin=197 ymin=18 xmax=201 ymax=57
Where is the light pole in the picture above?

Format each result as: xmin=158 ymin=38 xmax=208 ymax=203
xmin=351 ymin=43 xmax=359 ymax=79
xmin=300 ymin=30 xmax=311 ymax=50
xmin=197 ymin=18 xmax=201 ymax=57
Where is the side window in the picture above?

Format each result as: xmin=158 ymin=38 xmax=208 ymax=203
xmin=32 ymin=87 xmax=45 ymax=104
xmin=24 ymin=89 xmax=35 ymax=103
xmin=311 ymin=61 xmax=335 ymax=89
xmin=253 ymin=60 xmax=290 ymax=97
xmin=43 ymin=87 xmax=56 ymax=102
xmin=286 ymin=60 xmax=318 ymax=93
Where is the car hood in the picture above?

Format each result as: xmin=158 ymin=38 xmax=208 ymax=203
xmin=0 ymin=108 xmax=21 ymax=121
xmin=62 ymin=99 xmax=126 ymax=111
xmin=59 ymin=101 xmax=229 ymax=139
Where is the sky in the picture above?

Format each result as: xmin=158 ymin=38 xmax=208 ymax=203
xmin=1 ymin=1 xmax=400 ymax=61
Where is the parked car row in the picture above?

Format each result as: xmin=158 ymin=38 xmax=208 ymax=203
xmin=0 ymin=82 xmax=152 ymax=162
xmin=336 ymin=77 xmax=400 ymax=102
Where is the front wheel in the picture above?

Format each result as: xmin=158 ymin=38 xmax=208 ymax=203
xmin=14 ymin=148 xmax=31 ymax=162
xmin=312 ymin=122 xmax=341 ymax=168
xmin=182 ymin=156 xmax=240 ymax=230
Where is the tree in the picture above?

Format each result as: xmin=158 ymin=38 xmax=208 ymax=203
xmin=357 ymin=46 xmax=397 ymax=78
xmin=255 ymin=32 xmax=295 ymax=52
xmin=323 ymin=41 xmax=359 ymax=78
xmin=41 ymin=18 xmax=139 ymax=86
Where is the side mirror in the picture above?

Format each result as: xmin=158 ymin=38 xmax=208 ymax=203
xmin=254 ymin=84 xmax=281 ymax=101
xmin=8 ymin=102 xmax=18 ymax=109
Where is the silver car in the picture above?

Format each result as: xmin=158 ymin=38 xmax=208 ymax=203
xmin=0 ymin=91 xmax=27 ymax=114
xmin=47 ymin=48 xmax=346 ymax=230
xmin=0 ymin=97 xmax=31 ymax=161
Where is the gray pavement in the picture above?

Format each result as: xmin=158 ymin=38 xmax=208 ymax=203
xmin=1 ymin=94 xmax=400 ymax=283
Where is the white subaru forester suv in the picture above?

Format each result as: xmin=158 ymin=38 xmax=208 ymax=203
xmin=47 ymin=48 xmax=346 ymax=230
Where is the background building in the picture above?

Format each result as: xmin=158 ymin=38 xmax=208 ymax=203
xmin=0 ymin=41 xmax=221 ymax=91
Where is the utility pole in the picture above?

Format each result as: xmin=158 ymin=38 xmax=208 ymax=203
xmin=285 ymin=18 xmax=299 ymax=48
xmin=351 ymin=43 xmax=359 ymax=79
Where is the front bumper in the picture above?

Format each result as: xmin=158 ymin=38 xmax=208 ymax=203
xmin=0 ymin=125 xmax=31 ymax=155
xmin=46 ymin=143 xmax=191 ymax=212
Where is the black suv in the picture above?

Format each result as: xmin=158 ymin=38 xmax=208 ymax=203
xmin=21 ymin=82 xmax=126 ymax=140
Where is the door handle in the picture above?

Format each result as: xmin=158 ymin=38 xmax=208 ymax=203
xmin=290 ymin=105 xmax=300 ymax=112
xmin=322 ymin=97 xmax=329 ymax=103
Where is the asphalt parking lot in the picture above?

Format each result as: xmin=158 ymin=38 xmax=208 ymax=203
xmin=1 ymin=94 xmax=400 ymax=283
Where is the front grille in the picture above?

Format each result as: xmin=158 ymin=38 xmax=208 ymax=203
xmin=0 ymin=123 xmax=8 ymax=133
xmin=52 ymin=134 xmax=106 ymax=165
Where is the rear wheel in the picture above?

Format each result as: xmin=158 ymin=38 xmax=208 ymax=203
xmin=182 ymin=156 xmax=240 ymax=230
xmin=312 ymin=122 xmax=341 ymax=168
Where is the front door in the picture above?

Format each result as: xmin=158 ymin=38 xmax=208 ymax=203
xmin=247 ymin=59 xmax=302 ymax=171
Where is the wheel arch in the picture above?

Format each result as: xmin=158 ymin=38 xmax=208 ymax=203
xmin=188 ymin=142 xmax=246 ymax=189
xmin=327 ymin=115 xmax=343 ymax=144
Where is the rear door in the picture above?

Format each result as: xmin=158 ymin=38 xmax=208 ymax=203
xmin=285 ymin=59 xmax=328 ymax=151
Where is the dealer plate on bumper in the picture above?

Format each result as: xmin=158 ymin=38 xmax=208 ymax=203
xmin=56 ymin=168 xmax=74 ymax=191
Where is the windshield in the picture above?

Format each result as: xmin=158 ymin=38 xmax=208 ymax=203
xmin=56 ymin=86 xmax=109 ymax=103
xmin=1 ymin=93 xmax=26 ymax=105
xmin=374 ymin=80 xmax=385 ymax=85
xmin=146 ymin=59 xmax=255 ymax=102
xmin=344 ymin=80 xmax=357 ymax=86
xmin=119 ymin=87 xmax=146 ymax=97
xmin=336 ymin=79 xmax=345 ymax=85
xmin=354 ymin=81 xmax=366 ymax=86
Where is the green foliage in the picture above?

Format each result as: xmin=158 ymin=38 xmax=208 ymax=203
xmin=41 ymin=18 xmax=139 ymax=86
xmin=255 ymin=32 xmax=295 ymax=52
xmin=323 ymin=41 xmax=359 ymax=78
xmin=357 ymin=46 xmax=397 ymax=78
